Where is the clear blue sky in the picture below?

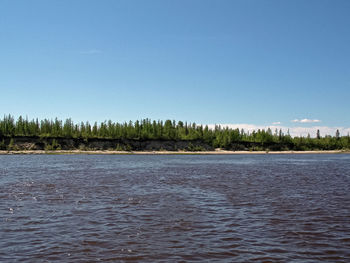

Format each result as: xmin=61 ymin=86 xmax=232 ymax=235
xmin=1 ymin=0 xmax=349 ymax=129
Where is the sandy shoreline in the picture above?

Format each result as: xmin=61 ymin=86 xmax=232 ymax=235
xmin=0 ymin=150 xmax=349 ymax=155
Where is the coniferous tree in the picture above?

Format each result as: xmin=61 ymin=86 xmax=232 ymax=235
xmin=317 ymin=129 xmax=321 ymax=139
xmin=1 ymin=114 xmax=350 ymax=151
xmin=336 ymin=129 xmax=340 ymax=140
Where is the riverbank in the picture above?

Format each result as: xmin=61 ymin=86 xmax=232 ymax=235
xmin=0 ymin=150 xmax=349 ymax=155
xmin=2 ymin=135 xmax=349 ymax=153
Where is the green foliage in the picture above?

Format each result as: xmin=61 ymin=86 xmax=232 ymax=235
xmin=115 ymin=143 xmax=127 ymax=151
xmin=1 ymin=114 xmax=350 ymax=151
xmin=44 ymin=139 xmax=61 ymax=151
xmin=124 ymin=144 xmax=132 ymax=151
xmin=187 ymin=143 xmax=205 ymax=151
xmin=8 ymin=138 xmax=19 ymax=151
xmin=0 ymin=139 xmax=6 ymax=150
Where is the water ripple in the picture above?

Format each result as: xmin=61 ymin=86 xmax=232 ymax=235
xmin=0 ymin=154 xmax=350 ymax=262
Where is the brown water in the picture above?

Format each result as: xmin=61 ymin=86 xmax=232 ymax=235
xmin=1 ymin=154 xmax=350 ymax=262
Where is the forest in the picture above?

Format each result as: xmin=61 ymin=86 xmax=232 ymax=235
xmin=0 ymin=115 xmax=349 ymax=151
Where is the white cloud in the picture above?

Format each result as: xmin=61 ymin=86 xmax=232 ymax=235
xmin=272 ymin=121 xmax=281 ymax=125
xmin=80 ymin=49 xmax=102 ymax=55
xmin=207 ymin=123 xmax=350 ymax=138
xmin=292 ymin=118 xmax=321 ymax=123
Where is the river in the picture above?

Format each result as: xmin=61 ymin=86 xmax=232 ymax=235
xmin=1 ymin=154 xmax=350 ymax=262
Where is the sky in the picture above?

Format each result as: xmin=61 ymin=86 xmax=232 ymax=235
xmin=1 ymin=0 xmax=350 ymax=136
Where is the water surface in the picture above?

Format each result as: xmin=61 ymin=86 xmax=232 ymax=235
xmin=1 ymin=154 xmax=350 ymax=262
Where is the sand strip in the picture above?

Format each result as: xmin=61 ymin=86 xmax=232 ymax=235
xmin=0 ymin=150 xmax=349 ymax=155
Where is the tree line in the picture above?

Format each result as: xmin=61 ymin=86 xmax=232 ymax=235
xmin=0 ymin=115 xmax=349 ymax=150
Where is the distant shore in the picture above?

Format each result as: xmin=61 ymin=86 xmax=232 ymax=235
xmin=1 ymin=150 xmax=349 ymax=155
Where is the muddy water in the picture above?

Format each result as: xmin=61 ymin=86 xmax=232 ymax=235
xmin=1 ymin=154 xmax=350 ymax=262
